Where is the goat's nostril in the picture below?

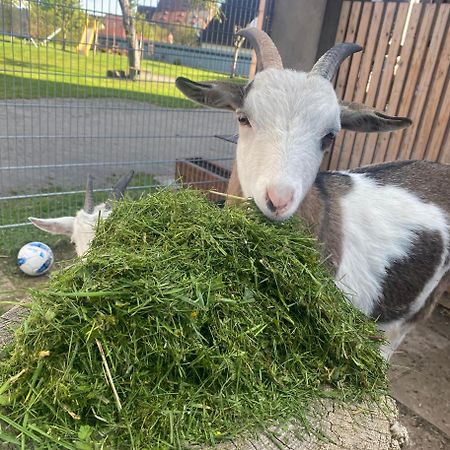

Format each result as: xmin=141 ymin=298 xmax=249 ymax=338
xmin=266 ymin=197 xmax=277 ymax=213
xmin=266 ymin=186 xmax=294 ymax=213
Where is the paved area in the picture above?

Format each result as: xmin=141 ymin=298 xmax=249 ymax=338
xmin=389 ymin=301 xmax=450 ymax=449
xmin=0 ymin=99 xmax=237 ymax=195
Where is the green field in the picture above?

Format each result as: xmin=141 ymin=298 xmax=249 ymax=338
xmin=0 ymin=38 xmax=240 ymax=106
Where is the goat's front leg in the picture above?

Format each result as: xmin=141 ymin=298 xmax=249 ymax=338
xmin=378 ymin=321 xmax=413 ymax=360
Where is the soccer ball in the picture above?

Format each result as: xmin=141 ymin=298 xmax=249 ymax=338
xmin=17 ymin=242 xmax=54 ymax=276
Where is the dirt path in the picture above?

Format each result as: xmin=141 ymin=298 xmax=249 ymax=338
xmin=389 ymin=301 xmax=450 ymax=449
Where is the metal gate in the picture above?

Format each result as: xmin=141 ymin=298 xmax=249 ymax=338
xmin=0 ymin=0 xmax=274 ymax=234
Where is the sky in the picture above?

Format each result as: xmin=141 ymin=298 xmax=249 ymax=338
xmin=81 ymin=1 xmax=159 ymax=15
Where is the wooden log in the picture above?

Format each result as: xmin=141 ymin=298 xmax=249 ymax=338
xmin=210 ymin=397 xmax=408 ymax=449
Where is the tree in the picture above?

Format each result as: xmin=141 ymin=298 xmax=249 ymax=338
xmin=38 ymin=0 xmax=84 ymax=51
xmin=118 ymin=0 xmax=218 ymax=80
xmin=118 ymin=0 xmax=141 ymax=80
xmin=0 ymin=1 xmax=32 ymax=37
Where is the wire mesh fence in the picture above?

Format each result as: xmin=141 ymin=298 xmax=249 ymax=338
xmin=0 ymin=0 xmax=274 ymax=231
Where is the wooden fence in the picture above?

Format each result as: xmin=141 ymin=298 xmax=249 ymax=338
xmin=322 ymin=0 xmax=449 ymax=171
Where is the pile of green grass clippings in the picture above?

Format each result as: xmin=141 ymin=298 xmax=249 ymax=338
xmin=0 ymin=189 xmax=386 ymax=449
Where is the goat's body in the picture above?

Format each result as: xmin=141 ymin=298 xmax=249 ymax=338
xmin=176 ymin=30 xmax=448 ymax=359
xmin=299 ymin=160 xmax=450 ymax=357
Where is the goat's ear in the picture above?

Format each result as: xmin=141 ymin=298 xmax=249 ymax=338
xmin=29 ymin=217 xmax=75 ymax=237
xmin=340 ymin=101 xmax=412 ymax=132
xmin=175 ymin=77 xmax=244 ymax=111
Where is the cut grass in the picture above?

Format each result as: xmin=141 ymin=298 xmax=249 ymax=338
xmin=0 ymin=39 xmax=245 ymax=105
xmin=0 ymin=189 xmax=387 ymax=449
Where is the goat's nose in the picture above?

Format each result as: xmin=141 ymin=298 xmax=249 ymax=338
xmin=266 ymin=185 xmax=294 ymax=214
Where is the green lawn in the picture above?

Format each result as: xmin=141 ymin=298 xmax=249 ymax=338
xmin=0 ymin=38 xmax=242 ymax=106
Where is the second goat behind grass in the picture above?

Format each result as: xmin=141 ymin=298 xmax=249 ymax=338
xmin=29 ymin=171 xmax=134 ymax=257
xmin=176 ymin=27 xmax=450 ymax=360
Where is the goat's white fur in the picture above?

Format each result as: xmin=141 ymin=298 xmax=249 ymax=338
xmin=336 ymin=175 xmax=449 ymax=315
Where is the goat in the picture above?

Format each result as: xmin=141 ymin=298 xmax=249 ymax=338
xmin=176 ymin=28 xmax=450 ymax=359
xmin=29 ymin=171 xmax=134 ymax=256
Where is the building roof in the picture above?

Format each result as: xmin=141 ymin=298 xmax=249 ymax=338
xmin=97 ymin=14 xmax=127 ymax=40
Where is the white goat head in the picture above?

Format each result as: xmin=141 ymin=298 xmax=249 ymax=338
xmin=176 ymin=28 xmax=411 ymax=221
xmin=29 ymin=171 xmax=134 ymax=256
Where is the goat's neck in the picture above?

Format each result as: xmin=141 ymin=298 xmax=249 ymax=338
xmin=227 ymin=164 xmax=340 ymax=273
xmin=297 ymin=185 xmax=323 ymax=233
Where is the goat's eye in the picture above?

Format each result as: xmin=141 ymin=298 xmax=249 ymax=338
xmin=321 ymin=132 xmax=336 ymax=150
xmin=238 ymin=114 xmax=251 ymax=127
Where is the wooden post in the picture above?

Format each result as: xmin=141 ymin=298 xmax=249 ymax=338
xmin=248 ymin=0 xmax=266 ymax=80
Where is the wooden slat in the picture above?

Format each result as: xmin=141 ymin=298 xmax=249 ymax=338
xmin=438 ymin=127 xmax=450 ymax=163
xmin=370 ymin=3 xmax=410 ymax=165
xmin=428 ymin=82 xmax=450 ymax=162
xmin=382 ymin=5 xmax=423 ymax=162
xmin=327 ymin=1 xmax=448 ymax=169
xmin=355 ymin=2 xmax=397 ymax=167
xmin=335 ymin=1 xmax=362 ymax=98
xmin=335 ymin=0 xmax=352 ymax=44
xmin=347 ymin=2 xmax=385 ymax=168
xmin=401 ymin=6 xmax=449 ymax=161
xmin=336 ymin=1 xmax=375 ymax=170
xmin=394 ymin=4 xmax=437 ymax=161
xmin=329 ymin=1 xmax=363 ymax=170
xmin=321 ymin=0 xmax=352 ymax=170
xmin=409 ymin=7 xmax=450 ymax=160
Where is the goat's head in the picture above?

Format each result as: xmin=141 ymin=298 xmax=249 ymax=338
xmin=176 ymin=28 xmax=412 ymax=221
xmin=29 ymin=171 xmax=134 ymax=256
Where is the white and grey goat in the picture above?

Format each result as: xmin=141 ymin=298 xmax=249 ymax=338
xmin=176 ymin=28 xmax=450 ymax=359
xmin=29 ymin=171 xmax=134 ymax=256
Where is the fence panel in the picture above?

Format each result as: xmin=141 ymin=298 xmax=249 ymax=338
xmin=0 ymin=0 xmax=274 ymax=233
xmin=324 ymin=1 xmax=450 ymax=171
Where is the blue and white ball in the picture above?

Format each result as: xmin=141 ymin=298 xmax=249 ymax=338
xmin=17 ymin=242 xmax=54 ymax=276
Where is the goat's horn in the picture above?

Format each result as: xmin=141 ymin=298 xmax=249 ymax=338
xmin=109 ymin=170 xmax=134 ymax=202
xmin=236 ymin=27 xmax=283 ymax=71
xmin=84 ymin=174 xmax=95 ymax=214
xmin=310 ymin=43 xmax=362 ymax=81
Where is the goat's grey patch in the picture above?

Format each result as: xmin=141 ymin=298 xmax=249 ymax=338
xmin=408 ymin=271 xmax=450 ymax=324
xmin=350 ymin=160 xmax=450 ymax=213
xmin=303 ymin=172 xmax=353 ymax=272
xmin=351 ymin=160 xmax=415 ymax=175
xmin=371 ymin=229 xmax=443 ymax=322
